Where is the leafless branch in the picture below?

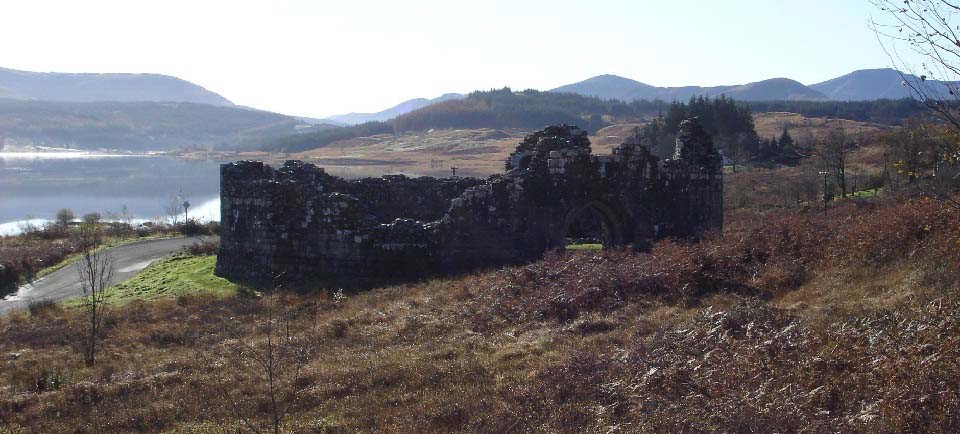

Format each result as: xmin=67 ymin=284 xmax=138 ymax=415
xmin=75 ymin=223 xmax=115 ymax=367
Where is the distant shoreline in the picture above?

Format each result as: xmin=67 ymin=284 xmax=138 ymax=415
xmin=0 ymin=145 xmax=156 ymax=158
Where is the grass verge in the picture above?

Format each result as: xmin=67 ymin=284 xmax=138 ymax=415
xmin=65 ymin=254 xmax=242 ymax=306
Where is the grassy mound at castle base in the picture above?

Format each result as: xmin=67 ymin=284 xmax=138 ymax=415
xmin=64 ymin=255 xmax=242 ymax=307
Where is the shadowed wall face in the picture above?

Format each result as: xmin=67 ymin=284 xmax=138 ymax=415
xmin=216 ymin=121 xmax=722 ymax=285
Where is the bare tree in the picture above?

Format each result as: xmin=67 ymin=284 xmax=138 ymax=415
xmin=75 ymin=222 xmax=114 ymax=367
xmin=82 ymin=212 xmax=101 ymax=225
xmin=869 ymin=0 xmax=960 ymax=129
xmin=888 ymin=116 xmax=939 ymax=183
xmin=120 ymin=204 xmax=132 ymax=227
xmin=55 ymin=208 xmax=75 ymax=227
xmin=818 ymin=128 xmax=857 ymax=198
xmin=795 ymin=128 xmax=817 ymax=151
xmin=869 ymin=0 xmax=960 ymax=208
xmin=162 ymin=194 xmax=184 ymax=226
xmin=119 ymin=204 xmax=135 ymax=236
xmin=887 ymin=117 xmax=960 ymax=207
xmin=781 ymin=165 xmax=821 ymax=208
xmin=209 ymin=290 xmax=320 ymax=434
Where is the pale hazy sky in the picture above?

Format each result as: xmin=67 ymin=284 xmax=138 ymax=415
xmin=0 ymin=1 xmax=906 ymax=118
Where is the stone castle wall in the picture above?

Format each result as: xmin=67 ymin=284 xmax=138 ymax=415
xmin=216 ymin=120 xmax=723 ymax=286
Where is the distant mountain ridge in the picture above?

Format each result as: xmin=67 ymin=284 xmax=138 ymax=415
xmin=1 ymin=64 xmax=938 ymax=155
xmin=0 ymin=67 xmax=233 ymax=106
xmin=810 ymin=68 xmax=957 ymax=100
xmin=326 ymin=93 xmax=465 ymax=125
xmin=552 ymin=75 xmax=827 ymax=102
xmin=337 ymin=68 xmax=928 ymax=125
xmin=550 ymin=68 xmax=951 ymax=102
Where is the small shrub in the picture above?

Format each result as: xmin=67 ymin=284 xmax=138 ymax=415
xmin=0 ymin=262 xmax=18 ymax=297
xmin=55 ymin=208 xmax=75 ymax=226
xmin=755 ymin=259 xmax=809 ymax=292
xmin=81 ymin=213 xmax=101 ymax=224
xmin=105 ymin=222 xmax=133 ymax=238
xmin=204 ymin=221 xmax=220 ymax=235
xmin=35 ymin=367 xmax=68 ymax=392
xmin=184 ymin=240 xmax=219 ymax=256
xmin=135 ymin=226 xmax=154 ymax=237
xmin=144 ymin=324 xmax=197 ymax=348
xmin=569 ymin=318 xmax=618 ymax=335
xmin=329 ymin=319 xmax=349 ymax=339
xmin=26 ymin=298 xmax=60 ymax=316
xmin=178 ymin=219 xmax=211 ymax=236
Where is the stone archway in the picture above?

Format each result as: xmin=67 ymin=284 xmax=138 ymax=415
xmin=555 ymin=201 xmax=627 ymax=249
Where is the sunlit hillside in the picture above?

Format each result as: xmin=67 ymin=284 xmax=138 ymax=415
xmin=2 ymin=189 xmax=958 ymax=432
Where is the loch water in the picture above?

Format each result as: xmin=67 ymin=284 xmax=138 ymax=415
xmin=0 ymin=152 xmax=222 ymax=235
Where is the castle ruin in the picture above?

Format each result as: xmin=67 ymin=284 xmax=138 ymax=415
xmin=215 ymin=119 xmax=723 ymax=285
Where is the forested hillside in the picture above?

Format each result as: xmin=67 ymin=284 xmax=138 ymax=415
xmin=327 ymin=93 xmax=465 ymax=125
xmin=392 ymin=88 xmax=666 ymax=132
xmin=745 ymin=98 xmax=930 ymax=126
xmin=253 ymin=121 xmax=395 ymax=153
xmin=253 ymin=91 xmax=935 ymax=157
xmin=252 ymin=88 xmax=670 ymax=153
xmin=553 ymin=74 xmax=827 ymax=101
xmin=0 ymin=99 xmax=301 ymax=151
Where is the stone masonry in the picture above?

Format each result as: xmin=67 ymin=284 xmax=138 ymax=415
xmin=215 ymin=118 xmax=723 ymax=285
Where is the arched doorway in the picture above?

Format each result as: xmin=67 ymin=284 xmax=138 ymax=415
xmin=558 ymin=201 xmax=625 ymax=250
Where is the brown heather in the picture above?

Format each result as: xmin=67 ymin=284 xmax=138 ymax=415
xmin=1 ymin=196 xmax=958 ymax=433
xmin=0 ymin=235 xmax=78 ymax=295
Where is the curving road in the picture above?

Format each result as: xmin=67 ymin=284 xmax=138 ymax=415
xmin=0 ymin=236 xmax=215 ymax=314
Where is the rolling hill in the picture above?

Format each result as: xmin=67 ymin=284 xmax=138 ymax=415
xmin=252 ymin=86 xmax=932 ymax=156
xmin=0 ymin=66 xmax=332 ymax=152
xmin=0 ymin=67 xmax=233 ymax=106
xmin=0 ymin=99 xmax=300 ymax=151
xmin=722 ymin=78 xmax=827 ymax=101
xmin=809 ymin=68 xmax=957 ymax=101
xmin=548 ymin=74 xmax=658 ymax=101
xmin=552 ymin=75 xmax=827 ymax=101
xmin=339 ymin=68 xmax=936 ymax=125
xmin=327 ymin=93 xmax=465 ymax=125
xmin=2 ymin=65 xmax=935 ymax=154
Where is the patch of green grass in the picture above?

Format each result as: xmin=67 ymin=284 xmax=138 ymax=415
xmin=66 ymin=254 xmax=243 ymax=306
xmin=833 ymin=187 xmax=884 ymax=202
xmin=850 ymin=187 xmax=883 ymax=198
xmin=566 ymin=243 xmax=603 ymax=251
